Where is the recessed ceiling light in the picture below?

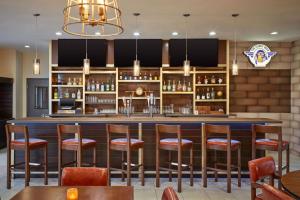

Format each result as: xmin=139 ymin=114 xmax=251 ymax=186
xmin=55 ymin=32 xmax=62 ymax=36
xmin=172 ymin=32 xmax=179 ymax=36
xmin=95 ymin=32 xmax=101 ymax=36
xmin=24 ymin=45 xmax=30 ymax=48
xmin=133 ymin=32 xmax=140 ymax=36
xmin=209 ymin=31 xmax=216 ymax=36
xmin=270 ymin=31 xmax=278 ymax=35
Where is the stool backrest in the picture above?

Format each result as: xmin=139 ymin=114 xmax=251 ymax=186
xmin=61 ymin=167 xmax=108 ymax=186
xmin=5 ymin=124 xmax=29 ymax=146
xmin=161 ymin=187 xmax=179 ymax=200
xmin=156 ymin=124 xmax=181 ymax=145
xmin=252 ymin=124 xmax=282 ymax=140
xmin=106 ymin=124 xmax=131 ymax=149
xmin=262 ymin=183 xmax=294 ymax=200
xmin=57 ymin=124 xmax=82 ymax=147
xmin=203 ymin=124 xmax=231 ymax=150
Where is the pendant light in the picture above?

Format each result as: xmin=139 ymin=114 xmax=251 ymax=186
xmin=133 ymin=13 xmax=141 ymax=77
xmin=33 ymin=14 xmax=40 ymax=75
xmin=232 ymin=14 xmax=239 ymax=76
xmin=183 ymin=13 xmax=191 ymax=76
xmin=83 ymin=39 xmax=90 ymax=75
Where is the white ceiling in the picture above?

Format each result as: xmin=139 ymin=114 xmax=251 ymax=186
xmin=0 ymin=0 xmax=300 ymax=52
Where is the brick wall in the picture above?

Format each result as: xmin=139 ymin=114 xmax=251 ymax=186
xmin=291 ymin=40 xmax=300 ymax=155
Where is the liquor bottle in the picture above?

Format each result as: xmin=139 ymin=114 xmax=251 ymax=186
xmin=182 ymin=81 xmax=187 ymax=92
xmin=144 ymin=72 xmax=148 ymax=80
xmin=96 ymin=81 xmax=100 ymax=91
xmin=119 ymin=72 xmax=123 ymax=80
xmin=53 ymin=89 xmax=58 ymax=99
xmin=111 ymin=80 xmax=115 ymax=91
xmin=196 ymin=89 xmax=200 ymax=100
xmin=154 ymin=73 xmax=158 ymax=80
xmin=201 ymin=89 xmax=206 ymax=99
xmin=177 ymin=80 xmax=182 ymax=91
xmin=163 ymin=81 xmax=167 ymax=91
xmin=197 ymin=76 xmax=201 ymax=84
xmin=211 ymin=87 xmax=215 ymax=99
xmin=67 ymin=77 xmax=72 ymax=85
xmin=100 ymin=82 xmax=105 ymax=92
xmin=77 ymin=89 xmax=81 ymax=99
xmin=172 ymin=80 xmax=176 ymax=92
xmin=167 ymin=80 xmax=172 ymax=91
xmin=91 ymin=79 xmax=96 ymax=91
xmin=86 ymin=79 xmax=91 ymax=91
xmin=139 ymin=73 xmax=142 ymax=80
xmin=206 ymin=88 xmax=211 ymax=99
xmin=124 ymin=72 xmax=128 ymax=80
xmin=187 ymin=82 xmax=192 ymax=92
xmin=149 ymin=73 xmax=153 ymax=80
xmin=65 ymin=89 xmax=70 ymax=98
xmin=79 ymin=78 xmax=82 ymax=85
xmin=106 ymin=80 xmax=110 ymax=91
xmin=71 ymin=91 xmax=76 ymax=99
xmin=204 ymin=76 xmax=208 ymax=84
xmin=129 ymin=74 xmax=132 ymax=80
xmin=73 ymin=77 xmax=77 ymax=85
xmin=211 ymin=75 xmax=216 ymax=84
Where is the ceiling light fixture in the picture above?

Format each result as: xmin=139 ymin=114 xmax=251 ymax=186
xmin=95 ymin=32 xmax=101 ymax=35
xmin=83 ymin=39 xmax=90 ymax=75
xmin=172 ymin=32 xmax=179 ymax=36
xmin=232 ymin=14 xmax=239 ymax=76
xmin=56 ymin=31 xmax=62 ymax=36
xmin=25 ymin=45 xmax=30 ymax=48
xmin=270 ymin=31 xmax=278 ymax=35
xmin=133 ymin=13 xmax=141 ymax=77
xmin=183 ymin=13 xmax=191 ymax=77
xmin=209 ymin=31 xmax=216 ymax=36
xmin=33 ymin=14 xmax=40 ymax=75
xmin=63 ymin=0 xmax=123 ymax=37
xmin=133 ymin=32 xmax=140 ymax=36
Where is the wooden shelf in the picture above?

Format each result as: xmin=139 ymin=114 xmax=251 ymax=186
xmin=194 ymin=71 xmax=226 ymax=74
xmin=162 ymin=71 xmax=195 ymax=74
xmin=52 ymin=85 xmax=83 ymax=88
xmin=86 ymin=102 xmax=116 ymax=105
xmin=195 ymin=99 xmax=227 ymax=102
xmin=195 ymin=84 xmax=226 ymax=87
xmin=52 ymin=71 xmax=83 ymax=74
xmin=85 ymin=91 xmax=116 ymax=95
xmin=118 ymin=97 xmax=161 ymax=100
xmin=162 ymin=91 xmax=193 ymax=95
xmin=118 ymin=80 xmax=160 ymax=83
xmin=51 ymin=99 xmax=83 ymax=102
xmin=89 ymin=71 xmax=116 ymax=74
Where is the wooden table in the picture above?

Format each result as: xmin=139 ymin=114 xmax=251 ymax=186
xmin=281 ymin=170 xmax=300 ymax=199
xmin=10 ymin=186 xmax=134 ymax=200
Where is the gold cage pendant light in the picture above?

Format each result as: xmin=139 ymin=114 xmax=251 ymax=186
xmin=63 ymin=0 xmax=123 ymax=37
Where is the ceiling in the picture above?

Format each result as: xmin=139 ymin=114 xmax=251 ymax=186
xmin=0 ymin=0 xmax=300 ymax=52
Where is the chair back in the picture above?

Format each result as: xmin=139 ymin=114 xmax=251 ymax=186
xmin=248 ymin=156 xmax=276 ymax=183
xmin=252 ymin=124 xmax=282 ymax=143
xmin=61 ymin=167 xmax=108 ymax=186
xmin=203 ymin=124 xmax=231 ymax=148
xmin=57 ymin=124 xmax=82 ymax=143
xmin=262 ymin=183 xmax=294 ymax=200
xmin=156 ymin=124 xmax=181 ymax=139
xmin=161 ymin=187 xmax=179 ymax=200
xmin=5 ymin=124 xmax=29 ymax=146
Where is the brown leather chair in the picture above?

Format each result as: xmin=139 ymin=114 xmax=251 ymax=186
xmin=106 ymin=124 xmax=144 ymax=186
xmin=202 ymin=124 xmax=241 ymax=193
xmin=156 ymin=124 xmax=193 ymax=193
xmin=248 ymin=156 xmax=280 ymax=200
xmin=252 ymin=124 xmax=290 ymax=187
xmin=57 ymin=124 xmax=97 ymax=185
xmin=6 ymin=124 xmax=48 ymax=189
xmin=261 ymin=183 xmax=294 ymax=200
xmin=61 ymin=167 xmax=108 ymax=186
xmin=161 ymin=187 xmax=179 ymax=200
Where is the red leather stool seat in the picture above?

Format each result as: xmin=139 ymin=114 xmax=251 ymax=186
xmin=255 ymin=139 xmax=289 ymax=149
xmin=207 ymin=138 xmax=240 ymax=148
xmin=160 ymin=138 xmax=193 ymax=146
xmin=111 ymin=138 xmax=144 ymax=146
xmin=12 ymin=138 xmax=48 ymax=148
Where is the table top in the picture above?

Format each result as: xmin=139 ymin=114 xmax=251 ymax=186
xmin=10 ymin=186 xmax=133 ymax=200
xmin=281 ymin=170 xmax=300 ymax=199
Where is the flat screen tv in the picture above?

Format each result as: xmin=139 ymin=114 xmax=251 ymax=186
xmin=169 ymin=39 xmax=219 ymax=67
xmin=58 ymin=39 xmax=107 ymax=67
xmin=114 ymin=39 xmax=162 ymax=67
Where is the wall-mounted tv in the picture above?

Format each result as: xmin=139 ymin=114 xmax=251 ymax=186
xmin=58 ymin=39 xmax=107 ymax=67
xmin=169 ymin=39 xmax=219 ymax=67
xmin=114 ymin=39 xmax=162 ymax=67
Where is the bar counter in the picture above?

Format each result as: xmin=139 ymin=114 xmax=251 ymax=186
xmin=8 ymin=116 xmax=281 ymax=175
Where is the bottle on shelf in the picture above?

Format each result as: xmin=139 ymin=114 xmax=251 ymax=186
xmin=182 ymin=81 xmax=187 ymax=92
xmin=111 ymin=80 xmax=115 ymax=91
xmin=106 ymin=80 xmax=110 ymax=91
xmin=167 ymin=80 xmax=172 ymax=91
xmin=79 ymin=77 xmax=82 ymax=85
xmin=177 ymin=80 xmax=182 ymax=91
xmin=77 ymin=89 xmax=81 ymax=99
xmin=73 ymin=77 xmax=77 ymax=85
xmin=211 ymin=88 xmax=215 ymax=99
xmin=91 ymin=79 xmax=96 ymax=91
xmin=149 ymin=73 xmax=153 ymax=80
xmin=139 ymin=73 xmax=142 ymax=80
xmin=163 ymin=81 xmax=167 ymax=91
xmin=96 ymin=81 xmax=100 ymax=91
xmin=71 ymin=91 xmax=76 ymax=99
xmin=124 ymin=72 xmax=128 ymax=80
xmin=204 ymin=76 xmax=208 ymax=84
xmin=211 ymin=75 xmax=216 ymax=84
xmin=129 ymin=74 xmax=132 ymax=80
xmin=201 ymin=89 xmax=206 ymax=99
xmin=218 ymin=77 xmax=223 ymax=84
xmin=206 ymin=88 xmax=211 ymax=99
xmin=197 ymin=76 xmax=201 ymax=84
xmin=119 ymin=72 xmax=123 ymax=80
xmin=187 ymin=82 xmax=192 ymax=92
xmin=67 ymin=77 xmax=72 ymax=85
xmin=144 ymin=72 xmax=148 ymax=80
xmin=154 ymin=73 xmax=158 ymax=80
xmin=196 ymin=89 xmax=200 ymax=100
xmin=86 ymin=79 xmax=91 ymax=91
xmin=65 ymin=89 xmax=70 ymax=98
xmin=172 ymin=80 xmax=176 ymax=92
xmin=100 ymin=82 xmax=105 ymax=92
xmin=53 ymin=89 xmax=58 ymax=99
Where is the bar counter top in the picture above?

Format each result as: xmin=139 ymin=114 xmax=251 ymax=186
xmin=8 ymin=116 xmax=282 ymax=124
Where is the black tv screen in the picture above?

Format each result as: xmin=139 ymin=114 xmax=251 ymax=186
xmin=169 ymin=39 xmax=219 ymax=67
xmin=114 ymin=39 xmax=162 ymax=67
xmin=58 ymin=39 xmax=107 ymax=67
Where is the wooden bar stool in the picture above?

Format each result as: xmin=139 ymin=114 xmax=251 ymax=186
xmin=106 ymin=124 xmax=144 ymax=186
xmin=252 ymin=124 xmax=290 ymax=188
xmin=202 ymin=124 xmax=241 ymax=193
xmin=57 ymin=124 xmax=96 ymax=185
xmin=155 ymin=124 xmax=194 ymax=193
xmin=6 ymin=124 xmax=48 ymax=189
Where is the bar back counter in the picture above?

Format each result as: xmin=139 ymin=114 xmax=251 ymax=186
xmin=8 ymin=116 xmax=281 ymax=176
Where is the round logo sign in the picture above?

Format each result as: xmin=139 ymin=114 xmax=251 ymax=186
xmin=244 ymin=44 xmax=277 ymax=67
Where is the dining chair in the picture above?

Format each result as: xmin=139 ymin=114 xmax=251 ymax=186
xmin=161 ymin=187 xmax=179 ymax=200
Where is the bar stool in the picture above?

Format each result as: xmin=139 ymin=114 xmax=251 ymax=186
xmin=6 ymin=124 xmax=48 ymax=189
xmin=202 ymin=124 xmax=241 ymax=193
xmin=106 ymin=124 xmax=144 ymax=186
xmin=57 ymin=124 xmax=97 ymax=185
xmin=155 ymin=124 xmax=194 ymax=193
xmin=251 ymin=124 xmax=290 ymax=188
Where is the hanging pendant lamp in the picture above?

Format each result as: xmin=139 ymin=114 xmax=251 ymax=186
xmin=83 ymin=39 xmax=90 ymax=74
xmin=63 ymin=0 xmax=123 ymax=37
xmin=183 ymin=13 xmax=191 ymax=76
xmin=33 ymin=14 xmax=40 ymax=75
xmin=232 ymin=14 xmax=239 ymax=76
xmin=133 ymin=13 xmax=141 ymax=77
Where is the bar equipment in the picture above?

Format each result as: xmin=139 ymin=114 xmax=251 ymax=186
xmin=122 ymin=96 xmax=133 ymax=117
xmin=147 ymin=93 xmax=156 ymax=117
